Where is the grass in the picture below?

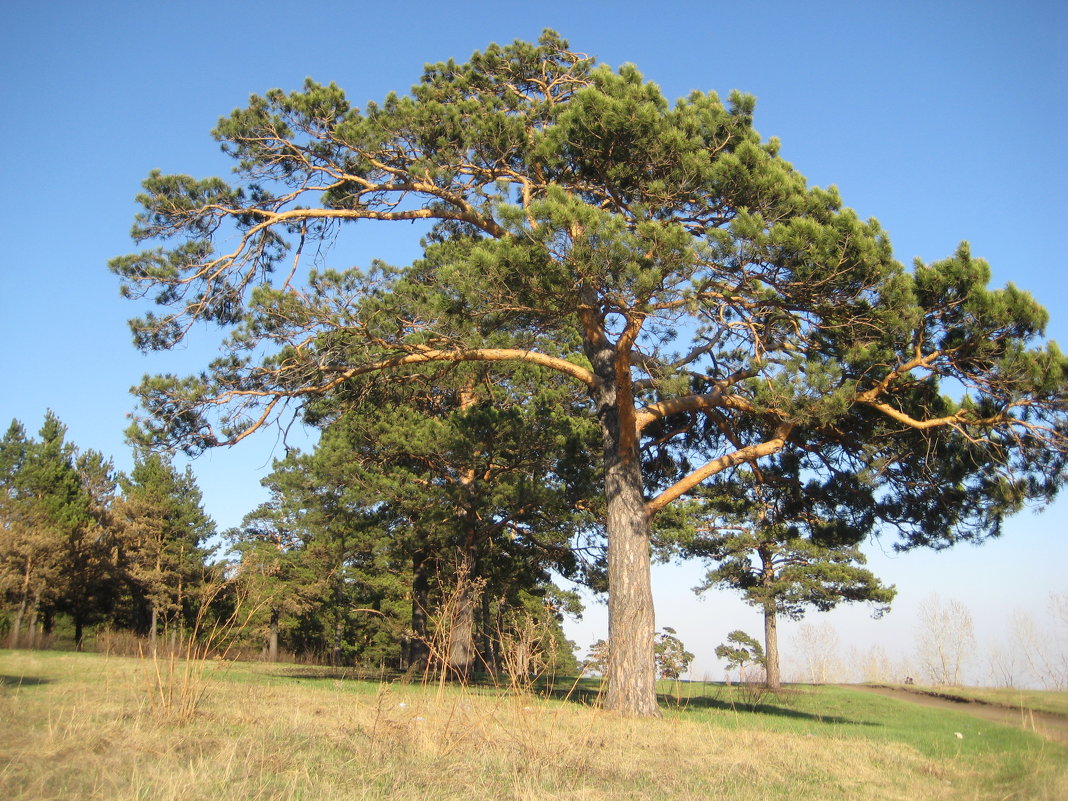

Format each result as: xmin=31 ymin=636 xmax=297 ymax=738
xmin=2 ymin=650 xmax=1066 ymax=801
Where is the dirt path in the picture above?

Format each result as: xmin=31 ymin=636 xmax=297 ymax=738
xmin=849 ymin=684 xmax=1068 ymax=746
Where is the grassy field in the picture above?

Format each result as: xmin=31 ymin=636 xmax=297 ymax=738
xmin=2 ymin=650 xmax=1065 ymax=801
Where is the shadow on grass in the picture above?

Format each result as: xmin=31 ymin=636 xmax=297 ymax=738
xmin=0 ymin=674 xmax=51 ymax=689
xmin=271 ymin=666 xmax=399 ymax=682
xmin=530 ymin=678 xmax=877 ymax=727
xmin=658 ymin=693 xmax=877 ymax=726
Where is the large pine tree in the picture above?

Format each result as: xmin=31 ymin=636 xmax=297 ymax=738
xmin=112 ymin=32 xmax=1067 ymax=714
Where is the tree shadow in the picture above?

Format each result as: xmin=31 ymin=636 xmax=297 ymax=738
xmin=0 ymin=674 xmax=51 ymax=689
xmin=661 ymin=693 xmax=877 ymax=726
xmin=532 ymin=679 xmax=877 ymax=727
xmin=272 ymin=666 xmax=395 ymax=682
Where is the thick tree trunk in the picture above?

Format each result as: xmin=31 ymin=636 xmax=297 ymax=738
xmin=599 ymin=390 xmax=660 ymax=716
xmin=447 ymin=548 xmax=477 ymax=681
xmin=763 ymin=601 xmax=781 ymax=690
xmin=582 ymin=301 xmax=661 ymax=718
xmin=267 ymin=609 xmax=279 ymax=662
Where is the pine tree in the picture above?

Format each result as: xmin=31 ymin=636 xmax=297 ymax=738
xmin=679 ymin=460 xmax=894 ymax=689
xmin=57 ymin=448 xmax=120 ymax=648
xmin=111 ymin=32 xmax=1068 ymax=714
xmin=114 ymin=452 xmax=214 ymax=649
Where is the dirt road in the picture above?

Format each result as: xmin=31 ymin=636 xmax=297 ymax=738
xmin=850 ymin=684 xmax=1068 ymax=746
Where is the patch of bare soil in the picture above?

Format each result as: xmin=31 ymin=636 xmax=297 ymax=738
xmin=850 ymin=684 xmax=1068 ymax=746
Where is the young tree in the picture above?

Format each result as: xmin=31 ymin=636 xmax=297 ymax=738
xmin=233 ymin=451 xmax=409 ymax=668
xmin=227 ymin=495 xmax=319 ymax=662
xmin=715 ymin=629 xmax=765 ymax=684
xmin=0 ymin=418 xmax=35 ymax=646
xmin=56 ymin=448 xmax=121 ymax=649
xmin=583 ymin=638 xmax=610 ymax=676
xmin=111 ymin=32 xmax=1068 ymax=715
xmin=654 ymin=627 xmax=695 ymax=680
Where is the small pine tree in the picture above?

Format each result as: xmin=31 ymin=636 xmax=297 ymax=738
xmin=715 ymin=630 xmax=766 ymax=684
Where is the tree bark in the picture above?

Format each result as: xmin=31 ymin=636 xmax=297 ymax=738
xmin=603 ymin=455 xmax=659 ymax=716
xmin=26 ymin=591 xmax=40 ymax=649
xmin=582 ymin=301 xmax=661 ymax=717
xmin=267 ymin=608 xmax=279 ymax=662
xmin=8 ymin=558 xmax=32 ymax=649
xmin=596 ymin=383 xmax=659 ymax=714
xmin=406 ymin=549 xmax=432 ymax=671
xmin=332 ymin=612 xmax=343 ymax=667
xmin=480 ymin=591 xmax=497 ymax=677
xmin=447 ymin=547 xmax=477 ymax=681
xmin=9 ymin=594 xmax=26 ymax=649
xmin=763 ymin=600 xmax=781 ymax=690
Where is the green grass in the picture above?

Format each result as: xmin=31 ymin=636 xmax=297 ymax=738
xmin=2 ymin=650 xmax=1066 ymax=801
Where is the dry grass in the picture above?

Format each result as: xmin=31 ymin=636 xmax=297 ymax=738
xmin=1 ymin=650 xmax=1065 ymax=801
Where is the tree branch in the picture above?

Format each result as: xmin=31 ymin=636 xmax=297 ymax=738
xmin=645 ymin=423 xmax=793 ymax=515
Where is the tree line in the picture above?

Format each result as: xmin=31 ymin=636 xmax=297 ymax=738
xmin=0 ymin=404 xmax=587 ymax=679
xmin=0 ymin=413 xmax=212 ymax=652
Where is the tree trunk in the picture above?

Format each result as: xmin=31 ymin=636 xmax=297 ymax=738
xmin=446 ymin=385 xmax=480 ymax=682
xmin=149 ymin=603 xmax=158 ymax=655
xmin=600 ymin=396 xmax=660 ymax=717
xmin=447 ymin=548 xmax=477 ymax=681
xmin=480 ymin=592 xmax=496 ymax=677
xmin=763 ymin=600 xmax=781 ymax=690
xmin=406 ymin=549 xmax=431 ymax=671
xmin=26 ymin=591 xmax=40 ymax=649
xmin=8 ymin=558 xmax=32 ymax=648
xmin=267 ymin=608 xmax=279 ymax=662
xmin=332 ymin=613 xmax=343 ymax=667
xmin=583 ymin=306 xmax=661 ymax=718
xmin=9 ymin=594 xmax=27 ymax=649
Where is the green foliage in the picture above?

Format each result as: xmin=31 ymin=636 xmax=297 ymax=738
xmin=653 ymin=627 xmax=694 ymax=680
xmin=714 ymin=629 xmax=765 ymax=680
xmin=0 ymin=413 xmax=110 ymax=647
xmin=686 ymin=462 xmax=897 ymax=622
xmin=113 ymin=451 xmax=216 ymax=636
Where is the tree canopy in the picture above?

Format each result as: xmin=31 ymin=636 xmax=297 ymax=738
xmin=111 ymin=31 xmax=1068 ymax=715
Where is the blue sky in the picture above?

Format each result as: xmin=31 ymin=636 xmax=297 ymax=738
xmin=2 ymin=0 xmax=1065 ymax=681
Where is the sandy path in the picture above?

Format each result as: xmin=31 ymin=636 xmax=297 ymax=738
xmin=849 ymin=684 xmax=1068 ymax=746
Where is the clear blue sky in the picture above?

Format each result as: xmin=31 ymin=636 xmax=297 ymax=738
xmin=2 ymin=0 xmax=1065 ymax=681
